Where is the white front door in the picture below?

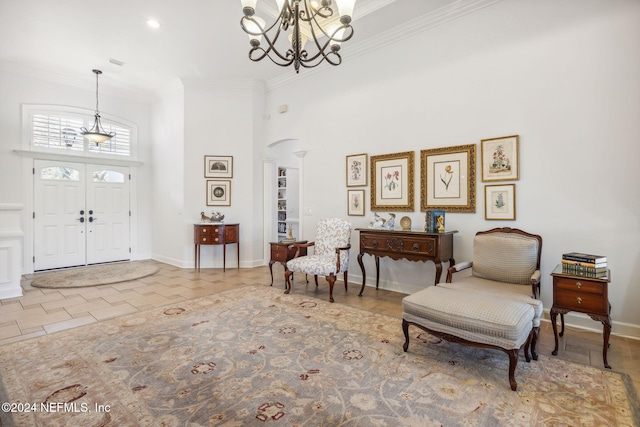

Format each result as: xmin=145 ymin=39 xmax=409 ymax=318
xmin=86 ymin=165 xmax=130 ymax=264
xmin=34 ymin=160 xmax=130 ymax=270
xmin=34 ymin=160 xmax=87 ymax=270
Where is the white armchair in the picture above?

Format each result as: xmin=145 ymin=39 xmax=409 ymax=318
xmin=285 ymin=218 xmax=352 ymax=303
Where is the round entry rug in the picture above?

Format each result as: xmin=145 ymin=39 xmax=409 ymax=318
xmin=30 ymin=261 xmax=160 ymax=289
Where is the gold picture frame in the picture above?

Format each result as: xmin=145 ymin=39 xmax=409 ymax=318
xmin=346 ymin=153 xmax=367 ymax=187
xmin=347 ymin=189 xmax=365 ymax=216
xmin=206 ymin=180 xmax=231 ymax=206
xmin=484 ymin=184 xmax=516 ymax=220
xmin=370 ymin=151 xmax=414 ymax=212
xmin=480 ymin=135 xmax=519 ymax=182
xmin=420 ymin=144 xmax=476 ymax=213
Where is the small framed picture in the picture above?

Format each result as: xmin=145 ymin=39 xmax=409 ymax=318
xmin=204 ymin=156 xmax=233 ymax=178
xmin=206 ymin=180 xmax=231 ymax=206
xmin=346 ymin=153 xmax=367 ymax=187
xmin=347 ymin=189 xmax=365 ymax=216
xmin=484 ymin=184 xmax=516 ymax=220
xmin=480 ymin=135 xmax=519 ymax=182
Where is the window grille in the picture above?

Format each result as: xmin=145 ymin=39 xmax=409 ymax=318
xmin=30 ymin=109 xmax=132 ymax=156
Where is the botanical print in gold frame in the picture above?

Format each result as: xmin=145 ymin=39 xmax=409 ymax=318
xmin=485 ymin=184 xmax=516 ymax=220
xmin=420 ymin=144 xmax=476 ymax=213
xmin=204 ymin=156 xmax=233 ymax=178
xmin=206 ymin=180 xmax=231 ymax=206
xmin=347 ymin=189 xmax=365 ymax=216
xmin=370 ymin=151 xmax=414 ymax=212
xmin=346 ymin=153 xmax=367 ymax=187
xmin=480 ymin=135 xmax=519 ymax=182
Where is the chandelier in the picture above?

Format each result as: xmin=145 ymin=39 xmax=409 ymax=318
xmin=81 ymin=69 xmax=115 ymax=145
xmin=240 ymin=0 xmax=356 ymax=73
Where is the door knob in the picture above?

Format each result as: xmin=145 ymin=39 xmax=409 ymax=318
xmin=77 ymin=217 xmax=85 ymax=223
xmin=89 ymin=217 xmax=98 ymax=222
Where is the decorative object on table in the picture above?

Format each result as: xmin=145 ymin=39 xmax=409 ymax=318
xmin=239 ymin=0 xmax=356 ymax=74
xmin=347 ymin=189 xmax=365 ymax=216
xmin=436 ymin=213 xmax=445 ymax=233
xmin=561 ymin=252 xmax=607 ymax=278
xmin=400 ymin=216 xmax=411 ymax=231
xmin=384 ymin=213 xmax=396 ymax=229
xmin=81 ymin=69 xmax=115 ymax=145
xmin=200 ymin=212 xmax=212 ymax=223
xmin=369 ymin=212 xmax=386 ymax=229
xmin=204 ymin=155 xmax=233 ymax=178
xmin=484 ymin=184 xmax=515 ymax=220
xmin=206 ymin=180 xmax=232 ymax=206
xmin=346 ymin=153 xmax=368 ymax=187
xmin=420 ymin=144 xmax=476 ymax=213
xmin=424 ymin=209 xmax=445 ymax=232
xmin=210 ymin=212 xmax=225 ymax=223
xmin=481 ymin=135 xmax=519 ymax=182
xmin=282 ymin=225 xmax=295 ymax=243
xmin=370 ymin=151 xmax=415 ymax=211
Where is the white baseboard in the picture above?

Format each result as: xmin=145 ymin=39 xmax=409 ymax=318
xmin=541 ymin=310 xmax=640 ymax=340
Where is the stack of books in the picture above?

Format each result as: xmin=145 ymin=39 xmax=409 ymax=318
xmin=561 ymin=252 xmax=607 ymax=278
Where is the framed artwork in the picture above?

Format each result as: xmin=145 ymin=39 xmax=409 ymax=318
xmin=480 ymin=135 xmax=519 ymax=181
xmin=204 ymin=155 xmax=233 ymax=178
xmin=370 ymin=151 xmax=414 ymax=211
xmin=484 ymin=184 xmax=516 ymax=220
xmin=347 ymin=189 xmax=365 ymax=216
xmin=420 ymin=144 xmax=476 ymax=213
xmin=346 ymin=153 xmax=368 ymax=187
xmin=206 ymin=180 xmax=231 ymax=206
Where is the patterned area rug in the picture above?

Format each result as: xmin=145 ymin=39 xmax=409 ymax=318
xmin=0 ymin=285 xmax=637 ymax=426
xmin=30 ymin=261 xmax=160 ymax=288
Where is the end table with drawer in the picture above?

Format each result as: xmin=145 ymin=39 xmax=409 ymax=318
xmin=194 ymin=223 xmax=239 ymax=272
xmin=269 ymin=240 xmax=307 ymax=286
xmin=550 ymin=264 xmax=612 ymax=369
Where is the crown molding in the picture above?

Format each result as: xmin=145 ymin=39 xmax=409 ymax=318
xmin=180 ymin=77 xmax=266 ymax=92
xmin=0 ymin=59 xmax=155 ymax=103
xmin=266 ymin=0 xmax=503 ymax=91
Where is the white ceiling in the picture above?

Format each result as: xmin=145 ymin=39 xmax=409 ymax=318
xmin=0 ymin=0 xmax=498 ymax=97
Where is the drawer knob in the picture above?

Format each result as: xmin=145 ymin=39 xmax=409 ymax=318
xmin=214 ymin=228 xmax=219 ymax=232
xmin=202 ymin=228 xmax=207 ymax=232
xmin=215 ymin=238 xmax=219 ymax=242
xmin=577 ymin=297 xmax=582 ymax=304
xmin=576 ymin=282 xmax=582 ymax=289
xmin=412 ymin=243 xmax=420 ymax=251
xmin=203 ymin=237 xmax=207 ymax=242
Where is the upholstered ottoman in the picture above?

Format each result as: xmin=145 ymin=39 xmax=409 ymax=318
xmin=402 ymin=286 xmax=538 ymax=391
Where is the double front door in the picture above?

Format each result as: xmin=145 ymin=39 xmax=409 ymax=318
xmin=34 ymin=160 xmax=131 ymax=271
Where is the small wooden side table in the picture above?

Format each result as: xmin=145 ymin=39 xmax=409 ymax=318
xmin=194 ymin=223 xmax=239 ymax=272
xmin=550 ymin=264 xmax=612 ymax=369
xmin=269 ymin=241 xmax=307 ymax=286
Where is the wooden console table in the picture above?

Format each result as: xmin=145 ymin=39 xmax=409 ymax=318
xmin=268 ymin=240 xmax=307 ymax=286
xmin=550 ymin=264 xmax=612 ymax=369
xmin=194 ymin=223 xmax=239 ymax=272
xmin=356 ymin=228 xmax=457 ymax=296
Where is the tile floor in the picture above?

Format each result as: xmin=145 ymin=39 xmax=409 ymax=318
xmin=1 ymin=261 xmax=639 ymax=394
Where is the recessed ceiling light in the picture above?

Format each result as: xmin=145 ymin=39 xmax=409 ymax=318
xmin=146 ymin=19 xmax=161 ymax=29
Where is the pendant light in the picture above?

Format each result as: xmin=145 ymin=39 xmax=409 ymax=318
xmin=81 ymin=69 xmax=115 ymax=144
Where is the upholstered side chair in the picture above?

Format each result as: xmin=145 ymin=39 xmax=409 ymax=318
xmin=440 ymin=227 xmax=543 ymax=358
xmin=285 ymin=218 xmax=352 ymax=303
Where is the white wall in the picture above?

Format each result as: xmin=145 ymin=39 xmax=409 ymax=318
xmin=265 ymin=0 xmax=640 ymax=335
xmin=165 ymin=79 xmax=266 ymax=269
